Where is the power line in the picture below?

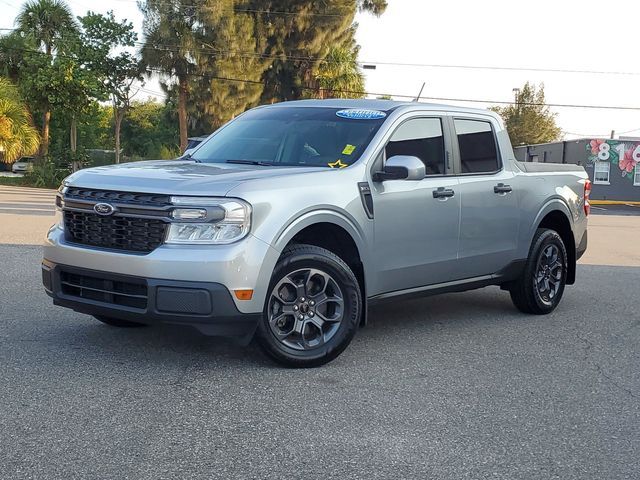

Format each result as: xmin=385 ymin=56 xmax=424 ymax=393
xmin=5 ymin=24 xmax=640 ymax=77
xmin=565 ymin=127 xmax=640 ymax=138
xmin=114 ymin=0 xmax=349 ymax=17
xmin=132 ymin=41 xmax=640 ymax=76
xmin=563 ymin=132 xmax=609 ymax=138
xmin=139 ymin=44 xmax=640 ymax=76
xmin=6 ymin=44 xmax=640 ymax=113
xmin=617 ymin=127 xmax=640 ymax=135
xmin=144 ymin=67 xmax=640 ymax=112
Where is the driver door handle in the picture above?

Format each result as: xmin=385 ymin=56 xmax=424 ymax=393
xmin=433 ymin=187 xmax=455 ymax=199
xmin=494 ymin=183 xmax=513 ymax=194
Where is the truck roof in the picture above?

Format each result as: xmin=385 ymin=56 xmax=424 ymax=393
xmin=266 ymin=98 xmax=492 ymax=116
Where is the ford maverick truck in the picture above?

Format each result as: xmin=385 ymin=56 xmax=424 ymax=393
xmin=42 ymin=99 xmax=590 ymax=367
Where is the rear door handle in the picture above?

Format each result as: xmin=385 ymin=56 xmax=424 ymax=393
xmin=433 ymin=187 xmax=455 ymax=199
xmin=494 ymin=183 xmax=513 ymax=194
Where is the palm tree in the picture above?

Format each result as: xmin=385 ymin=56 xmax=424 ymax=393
xmin=315 ymin=46 xmax=365 ymax=99
xmin=0 ymin=77 xmax=40 ymax=164
xmin=16 ymin=0 xmax=77 ymax=155
xmin=140 ymin=0 xmax=203 ymax=153
xmin=16 ymin=0 xmax=76 ymax=55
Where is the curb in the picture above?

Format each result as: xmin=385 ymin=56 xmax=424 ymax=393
xmin=590 ymin=200 xmax=640 ymax=206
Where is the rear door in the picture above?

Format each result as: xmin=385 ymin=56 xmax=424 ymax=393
xmin=369 ymin=115 xmax=461 ymax=294
xmin=451 ymin=117 xmax=520 ymax=278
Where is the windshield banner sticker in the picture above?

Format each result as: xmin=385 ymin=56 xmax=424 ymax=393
xmin=336 ymin=109 xmax=387 ymax=120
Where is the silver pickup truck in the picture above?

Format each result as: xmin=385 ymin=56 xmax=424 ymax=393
xmin=42 ymin=99 xmax=590 ymax=367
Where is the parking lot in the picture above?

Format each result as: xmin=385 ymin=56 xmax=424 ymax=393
xmin=1 ymin=186 xmax=638 ymax=479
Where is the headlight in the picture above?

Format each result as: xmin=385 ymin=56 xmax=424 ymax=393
xmin=53 ymin=194 xmax=64 ymax=230
xmin=166 ymin=198 xmax=251 ymax=244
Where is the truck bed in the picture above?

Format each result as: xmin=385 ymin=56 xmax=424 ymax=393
xmin=516 ymin=161 xmax=585 ymax=173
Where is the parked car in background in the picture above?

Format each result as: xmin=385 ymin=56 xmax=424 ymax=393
xmin=12 ymin=157 xmax=35 ymax=174
xmin=42 ymin=99 xmax=590 ymax=367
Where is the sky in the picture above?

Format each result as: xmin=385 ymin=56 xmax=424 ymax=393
xmin=2 ymin=0 xmax=639 ymax=140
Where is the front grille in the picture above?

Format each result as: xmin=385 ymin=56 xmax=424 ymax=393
xmin=65 ymin=187 xmax=170 ymax=206
xmin=64 ymin=211 xmax=167 ymax=253
xmin=60 ymin=270 xmax=148 ymax=309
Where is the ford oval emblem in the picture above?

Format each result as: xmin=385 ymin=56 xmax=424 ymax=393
xmin=94 ymin=203 xmax=115 ymax=216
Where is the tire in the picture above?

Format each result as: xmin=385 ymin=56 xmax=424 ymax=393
xmin=509 ymin=228 xmax=568 ymax=315
xmin=93 ymin=315 xmax=148 ymax=328
xmin=254 ymin=244 xmax=362 ymax=368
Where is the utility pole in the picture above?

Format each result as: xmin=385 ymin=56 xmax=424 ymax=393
xmin=513 ymin=87 xmax=521 ymax=119
xmin=512 ymin=87 xmax=520 ymax=104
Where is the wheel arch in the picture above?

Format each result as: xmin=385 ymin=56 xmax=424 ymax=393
xmin=532 ymin=203 xmax=576 ymax=285
xmin=273 ymin=211 xmax=369 ymax=325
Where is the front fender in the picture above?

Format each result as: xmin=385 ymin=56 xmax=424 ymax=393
xmin=271 ymin=208 xmax=369 ymax=257
xmin=251 ymin=208 xmax=372 ymax=309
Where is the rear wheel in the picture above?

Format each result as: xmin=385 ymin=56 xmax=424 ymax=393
xmin=509 ymin=228 xmax=568 ymax=314
xmin=254 ymin=244 xmax=361 ymax=368
xmin=93 ymin=315 xmax=148 ymax=328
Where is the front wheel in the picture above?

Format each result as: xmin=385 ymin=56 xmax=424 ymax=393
xmin=509 ymin=228 xmax=568 ymax=314
xmin=254 ymin=244 xmax=362 ymax=368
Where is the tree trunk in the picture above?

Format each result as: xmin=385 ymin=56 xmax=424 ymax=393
xmin=70 ymin=115 xmax=77 ymax=152
xmin=114 ymin=109 xmax=123 ymax=164
xmin=41 ymin=43 xmax=52 ymax=157
xmin=70 ymin=115 xmax=80 ymax=172
xmin=178 ymin=77 xmax=188 ymax=153
xmin=41 ymin=109 xmax=51 ymax=156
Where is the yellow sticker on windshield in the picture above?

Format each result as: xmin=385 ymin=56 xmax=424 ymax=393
xmin=342 ymin=144 xmax=356 ymax=155
xmin=328 ymin=159 xmax=348 ymax=169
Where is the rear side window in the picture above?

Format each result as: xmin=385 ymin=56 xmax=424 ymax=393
xmin=454 ymin=119 xmax=500 ymax=174
xmin=385 ymin=118 xmax=445 ymax=175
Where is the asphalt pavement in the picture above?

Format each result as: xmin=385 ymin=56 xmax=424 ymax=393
xmin=1 ymin=244 xmax=638 ymax=479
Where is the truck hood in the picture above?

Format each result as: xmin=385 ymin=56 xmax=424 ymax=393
xmin=64 ymin=160 xmax=326 ymax=196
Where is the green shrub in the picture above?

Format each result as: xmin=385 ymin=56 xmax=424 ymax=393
xmin=158 ymin=145 xmax=180 ymax=159
xmin=25 ymin=159 xmax=69 ymax=188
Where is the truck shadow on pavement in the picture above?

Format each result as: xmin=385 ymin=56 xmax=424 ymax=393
xmin=57 ymin=286 xmax=544 ymax=369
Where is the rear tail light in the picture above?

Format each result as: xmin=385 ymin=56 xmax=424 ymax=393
xmin=583 ymin=179 xmax=592 ymax=216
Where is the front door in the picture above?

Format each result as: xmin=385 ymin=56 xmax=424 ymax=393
xmin=370 ymin=116 xmax=461 ymax=294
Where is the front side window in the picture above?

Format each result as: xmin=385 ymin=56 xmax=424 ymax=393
xmin=454 ymin=119 xmax=500 ymax=174
xmin=192 ymin=107 xmax=387 ymax=168
xmin=385 ymin=118 xmax=445 ymax=175
xmin=594 ymin=161 xmax=610 ymax=184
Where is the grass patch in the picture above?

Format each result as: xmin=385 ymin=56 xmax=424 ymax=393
xmin=0 ymin=176 xmax=30 ymax=187
xmin=0 ymin=176 xmax=58 ymax=189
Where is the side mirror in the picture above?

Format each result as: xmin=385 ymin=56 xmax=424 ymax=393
xmin=373 ymin=155 xmax=425 ymax=181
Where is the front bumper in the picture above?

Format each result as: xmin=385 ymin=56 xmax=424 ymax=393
xmin=44 ymin=226 xmax=280 ymax=314
xmin=42 ymin=260 xmax=261 ymax=342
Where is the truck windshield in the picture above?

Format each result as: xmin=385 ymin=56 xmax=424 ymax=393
xmin=191 ymin=106 xmax=388 ymax=168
